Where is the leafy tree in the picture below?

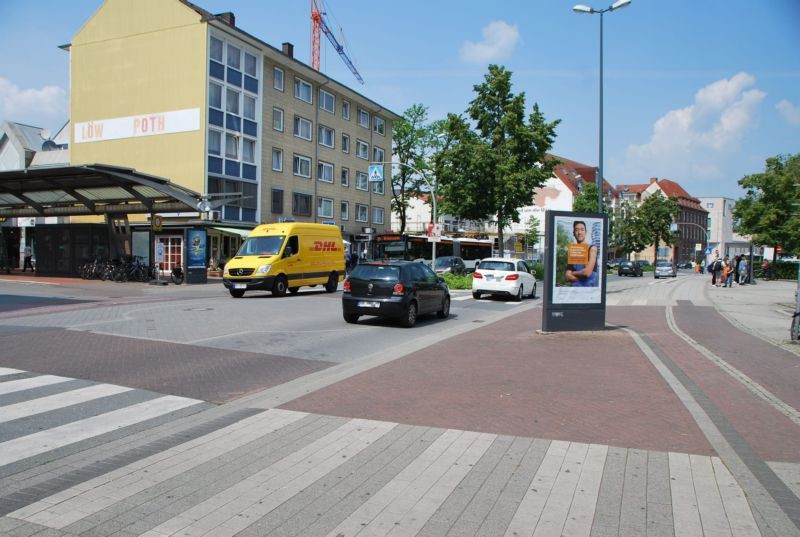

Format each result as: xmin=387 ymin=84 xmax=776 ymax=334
xmin=572 ymin=182 xmax=600 ymax=213
xmin=523 ymin=215 xmax=540 ymax=253
xmin=434 ymin=65 xmax=560 ymax=254
xmin=636 ymin=191 xmax=680 ymax=259
xmin=391 ymin=104 xmax=430 ymax=233
xmin=734 ymin=153 xmax=800 ymax=259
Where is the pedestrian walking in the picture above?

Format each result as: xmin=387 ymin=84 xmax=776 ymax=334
xmin=739 ymin=256 xmax=749 ymax=284
xmin=22 ymin=244 xmax=33 ymax=272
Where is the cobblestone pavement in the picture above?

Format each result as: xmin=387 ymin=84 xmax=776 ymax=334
xmin=0 ymin=273 xmax=798 ymax=536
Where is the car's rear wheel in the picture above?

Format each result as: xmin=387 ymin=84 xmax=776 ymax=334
xmin=343 ymin=312 xmax=359 ymax=324
xmin=325 ymin=272 xmax=338 ymax=293
xmin=437 ymin=296 xmax=450 ymax=319
xmin=514 ymin=285 xmax=523 ymax=302
xmin=401 ymin=302 xmax=418 ymax=328
xmin=472 ymin=291 xmax=481 ymax=300
xmin=229 ymin=289 xmax=245 ymax=298
xmin=530 ymin=282 xmax=537 ymax=299
xmin=272 ymin=275 xmax=288 ymax=297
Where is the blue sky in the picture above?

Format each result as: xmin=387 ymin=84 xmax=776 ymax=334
xmin=1 ymin=0 xmax=798 ymax=199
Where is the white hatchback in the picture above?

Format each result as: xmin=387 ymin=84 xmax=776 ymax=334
xmin=472 ymin=257 xmax=537 ymax=301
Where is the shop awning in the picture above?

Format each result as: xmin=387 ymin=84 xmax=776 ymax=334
xmin=212 ymin=226 xmax=251 ymax=238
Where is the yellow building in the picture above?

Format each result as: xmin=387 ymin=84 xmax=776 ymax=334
xmin=68 ymin=0 xmax=399 ymax=265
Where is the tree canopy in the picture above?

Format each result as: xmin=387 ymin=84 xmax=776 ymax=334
xmin=434 ymin=65 xmax=560 ymax=254
xmin=572 ymin=182 xmax=600 ymax=213
xmin=733 ymin=153 xmax=800 ymax=257
xmin=391 ymin=104 xmax=431 ymax=234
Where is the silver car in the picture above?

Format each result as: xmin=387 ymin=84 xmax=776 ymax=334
xmin=654 ymin=260 xmax=676 ymax=278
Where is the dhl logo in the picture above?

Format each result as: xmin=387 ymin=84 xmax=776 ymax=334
xmin=312 ymin=241 xmax=340 ymax=252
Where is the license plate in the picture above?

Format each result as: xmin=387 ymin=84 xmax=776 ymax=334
xmin=357 ymin=301 xmax=380 ymax=308
xmin=486 ymin=275 xmax=494 ymax=280
xmin=233 ymin=283 xmax=247 ymax=289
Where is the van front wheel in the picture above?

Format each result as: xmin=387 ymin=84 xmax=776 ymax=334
xmin=325 ymin=273 xmax=338 ymax=293
xmin=272 ymin=276 xmax=288 ymax=297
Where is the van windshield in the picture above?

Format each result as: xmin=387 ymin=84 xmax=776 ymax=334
xmin=237 ymin=235 xmax=285 ymax=256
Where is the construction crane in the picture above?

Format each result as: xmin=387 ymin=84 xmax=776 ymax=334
xmin=311 ymin=0 xmax=364 ymax=85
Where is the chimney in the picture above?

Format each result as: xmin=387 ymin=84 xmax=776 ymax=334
xmin=216 ymin=12 xmax=235 ymax=27
xmin=650 ymin=177 xmax=658 ymax=184
xmin=282 ymin=42 xmax=294 ymax=58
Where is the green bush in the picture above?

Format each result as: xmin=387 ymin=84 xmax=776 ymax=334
xmin=774 ymin=261 xmax=799 ymax=279
xmin=443 ymin=272 xmax=473 ymax=289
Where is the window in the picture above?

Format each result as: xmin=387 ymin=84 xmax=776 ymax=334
xmin=356 ymin=171 xmax=368 ymax=191
xmin=341 ymin=133 xmax=350 ymax=153
xmin=273 ymin=107 xmax=284 ymax=131
xmin=208 ymin=130 xmax=221 ymax=156
xmin=209 ymin=82 xmax=222 ymax=109
xmin=372 ymin=146 xmax=384 ymax=163
xmin=356 ymin=203 xmax=369 ymax=222
xmin=372 ymin=206 xmax=385 ymax=225
xmin=341 ymin=167 xmax=349 ymax=187
xmin=293 ymin=154 xmax=311 ymax=178
xmin=318 ymin=161 xmax=334 ymax=183
xmin=372 ymin=179 xmax=384 ymax=195
xmin=318 ymin=125 xmax=334 ymax=148
xmin=356 ymin=139 xmax=369 ymax=160
xmin=210 ymin=36 xmax=223 ymax=62
xmin=226 ymin=44 xmax=240 ymax=69
xmin=358 ymin=108 xmax=369 ymax=128
xmin=244 ymin=52 xmax=257 ymax=77
xmin=373 ymin=116 xmax=385 ymax=135
xmin=294 ymin=116 xmax=312 ymax=140
xmin=242 ymin=138 xmax=255 ymax=163
xmin=342 ymin=100 xmax=351 ymax=120
xmin=272 ymin=148 xmax=283 ymax=171
xmin=319 ymin=89 xmax=335 ymax=113
xmin=317 ymin=197 xmax=334 ymax=219
xmin=341 ymin=201 xmax=349 ymax=220
xmin=271 ymin=188 xmax=283 ymax=213
xmin=225 ymin=134 xmax=238 ymax=159
xmin=294 ymin=78 xmax=312 ymax=103
xmin=273 ymin=67 xmax=284 ymax=91
xmin=226 ymin=88 xmax=240 ymax=114
xmin=243 ymin=95 xmax=256 ymax=120
xmin=293 ymin=193 xmax=312 ymax=216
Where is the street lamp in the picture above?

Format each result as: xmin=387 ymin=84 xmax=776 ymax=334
xmin=573 ymin=0 xmax=631 ymax=213
xmin=371 ymin=161 xmax=438 ymax=268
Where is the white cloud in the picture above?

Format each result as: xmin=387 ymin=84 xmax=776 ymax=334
xmin=621 ymin=72 xmax=765 ymax=183
xmin=776 ymin=99 xmax=800 ymax=125
xmin=460 ymin=21 xmax=520 ymax=64
xmin=0 ymin=77 xmax=67 ymax=126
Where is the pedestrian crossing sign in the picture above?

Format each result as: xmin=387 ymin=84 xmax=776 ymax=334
xmin=368 ymin=165 xmax=383 ymax=182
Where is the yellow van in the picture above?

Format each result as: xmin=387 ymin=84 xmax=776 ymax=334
xmin=223 ymin=223 xmax=345 ymax=298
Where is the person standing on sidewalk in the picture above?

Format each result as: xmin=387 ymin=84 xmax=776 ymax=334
xmin=22 ymin=244 xmax=33 ymax=272
xmin=733 ymin=254 xmax=742 ymax=284
xmin=723 ymin=256 xmax=734 ymax=287
xmin=710 ymin=256 xmax=722 ymax=286
xmin=739 ymin=255 xmax=749 ymax=285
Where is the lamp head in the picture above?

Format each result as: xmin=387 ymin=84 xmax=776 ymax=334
xmin=610 ymin=0 xmax=631 ymax=10
xmin=573 ymin=4 xmax=593 ymax=13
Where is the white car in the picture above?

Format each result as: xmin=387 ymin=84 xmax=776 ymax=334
xmin=472 ymin=257 xmax=537 ymax=301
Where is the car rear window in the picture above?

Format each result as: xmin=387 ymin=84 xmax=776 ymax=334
xmin=479 ymin=261 xmax=515 ymax=271
xmin=350 ymin=264 xmax=400 ymax=281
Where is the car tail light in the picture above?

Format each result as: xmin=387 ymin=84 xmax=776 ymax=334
xmin=343 ymin=279 xmax=351 ymax=293
xmin=473 ymin=272 xmax=483 ymax=279
xmin=392 ymin=282 xmax=404 ymax=295
xmin=505 ymin=274 xmax=519 ymax=281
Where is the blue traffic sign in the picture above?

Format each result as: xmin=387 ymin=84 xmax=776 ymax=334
xmin=368 ymin=165 xmax=383 ymax=182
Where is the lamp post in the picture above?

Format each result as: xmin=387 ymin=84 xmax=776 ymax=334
xmin=371 ymin=161 xmax=438 ymax=268
xmin=573 ymin=0 xmax=631 ymax=213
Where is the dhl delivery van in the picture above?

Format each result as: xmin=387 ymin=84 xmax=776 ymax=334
xmin=223 ymin=223 xmax=345 ymax=298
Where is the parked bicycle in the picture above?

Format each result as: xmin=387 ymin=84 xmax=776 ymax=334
xmin=170 ymin=265 xmax=184 ymax=285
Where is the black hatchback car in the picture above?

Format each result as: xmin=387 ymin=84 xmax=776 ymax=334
xmin=342 ymin=261 xmax=450 ymax=327
xmin=618 ymin=260 xmax=644 ymax=277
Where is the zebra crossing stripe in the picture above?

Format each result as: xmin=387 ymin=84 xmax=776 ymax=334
xmin=0 ymin=395 xmax=202 ymax=466
xmin=0 ymin=367 xmax=25 ymax=377
xmin=0 ymin=384 xmax=134 ymax=424
xmin=0 ymin=375 xmax=73 ymax=395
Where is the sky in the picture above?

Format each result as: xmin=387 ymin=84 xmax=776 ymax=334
xmin=1 ymin=0 xmax=799 ymax=200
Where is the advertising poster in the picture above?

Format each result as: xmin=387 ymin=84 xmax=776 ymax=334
xmin=552 ymin=215 xmax=604 ymax=304
xmin=187 ymin=229 xmax=207 ymax=269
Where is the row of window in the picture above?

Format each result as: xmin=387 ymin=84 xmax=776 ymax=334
xmin=271 ymin=67 xmax=386 ymax=135
xmin=271 ymin=108 xmax=384 ymax=160
xmin=270 ymin=149 xmax=385 ymax=194
xmin=270 ymin=189 xmax=384 ymax=224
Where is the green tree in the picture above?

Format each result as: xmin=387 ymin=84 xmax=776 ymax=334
xmin=523 ymin=215 xmax=540 ymax=253
xmin=434 ymin=65 xmax=560 ymax=254
xmin=636 ymin=191 xmax=680 ymax=259
xmin=391 ymin=104 xmax=430 ymax=233
xmin=607 ymin=201 xmax=638 ymax=257
xmin=734 ymin=153 xmax=800 ymax=259
xmin=572 ymin=182 xmax=600 ymax=213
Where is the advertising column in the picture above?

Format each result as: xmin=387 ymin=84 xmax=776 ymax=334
xmin=542 ymin=210 xmax=607 ymax=332
xmin=186 ymin=228 xmax=208 ymax=284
